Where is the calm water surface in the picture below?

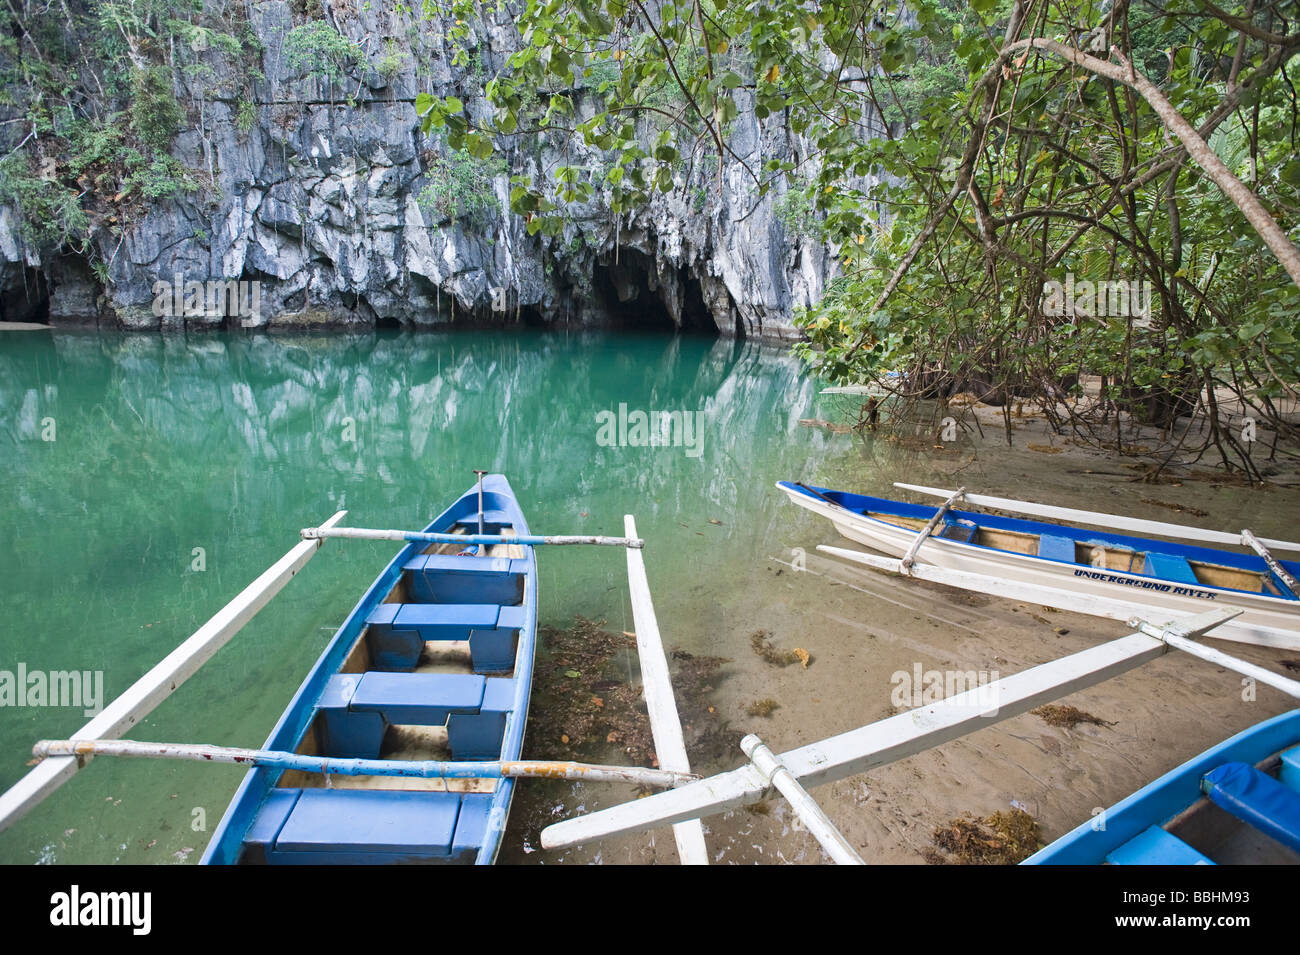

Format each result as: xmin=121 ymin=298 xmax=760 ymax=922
xmin=0 ymin=327 xmax=861 ymax=863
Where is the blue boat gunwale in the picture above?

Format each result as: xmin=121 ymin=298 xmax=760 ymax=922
xmin=778 ymin=481 xmax=1299 ymax=601
xmin=1023 ymin=708 xmax=1300 ymax=864
xmin=201 ymin=474 xmax=537 ymax=865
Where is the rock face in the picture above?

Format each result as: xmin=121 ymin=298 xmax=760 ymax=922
xmin=0 ymin=5 xmax=880 ymax=339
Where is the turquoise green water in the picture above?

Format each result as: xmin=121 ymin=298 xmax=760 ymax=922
xmin=0 ymin=328 xmax=848 ymax=863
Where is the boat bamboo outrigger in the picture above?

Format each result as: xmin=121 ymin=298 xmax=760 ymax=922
xmin=3 ymin=472 xmax=708 ymax=864
xmin=539 ymin=607 xmax=1300 ymax=864
xmin=202 ymin=473 xmax=544 ymax=864
xmin=777 ymin=480 xmax=1300 ymax=650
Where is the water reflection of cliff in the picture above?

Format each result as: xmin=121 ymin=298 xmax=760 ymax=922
xmin=2 ymin=331 xmax=830 ymax=583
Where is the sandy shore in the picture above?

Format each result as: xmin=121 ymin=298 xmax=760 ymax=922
xmin=502 ymin=399 xmax=1300 ymax=864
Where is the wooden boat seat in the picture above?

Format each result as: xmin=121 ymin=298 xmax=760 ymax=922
xmin=317 ymin=672 xmax=514 ymax=760
xmin=366 ymin=603 xmax=527 ymax=672
xmin=1143 ymin=553 xmax=1200 ymax=585
xmin=454 ymin=511 xmax=513 ymax=534
xmin=1201 ymin=762 xmax=1300 ymax=854
xmin=242 ymin=788 xmax=492 ymax=864
xmin=403 ymin=554 xmax=527 ymax=605
xmin=1104 ymin=824 xmax=1215 ymax=865
xmin=1037 ymin=533 xmax=1076 ymax=564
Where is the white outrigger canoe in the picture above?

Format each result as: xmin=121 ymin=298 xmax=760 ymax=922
xmin=778 ymin=481 xmax=1300 ymax=651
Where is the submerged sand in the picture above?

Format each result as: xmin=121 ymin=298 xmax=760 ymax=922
xmin=502 ymin=399 xmax=1300 ymax=864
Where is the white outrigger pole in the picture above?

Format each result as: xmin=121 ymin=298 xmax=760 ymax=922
xmin=896 ymin=482 xmax=1300 ymax=554
xmin=541 ymin=607 xmax=1300 ymax=855
xmin=0 ymin=510 xmax=349 ymax=833
xmin=1 ymin=496 xmax=707 ymax=864
xmin=623 ymin=515 xmax=709 ymax=864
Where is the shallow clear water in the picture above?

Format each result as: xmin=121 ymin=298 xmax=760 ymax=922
xmin=0 ymin=327 xmax=857 ymax=864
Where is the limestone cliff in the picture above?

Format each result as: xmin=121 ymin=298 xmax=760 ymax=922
xmin=0 ymin=4 xmax=884 ymax=338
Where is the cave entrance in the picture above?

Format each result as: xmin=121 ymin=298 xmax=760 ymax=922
xmin=592 ymin=248 xmax=719 ymax=335
xmin=0 ymin=267 xmax=50 ymax=324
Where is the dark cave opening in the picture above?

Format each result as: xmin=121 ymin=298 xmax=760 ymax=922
xmin=592 ymin=248 xmax=720 ymax=335
xmin=0 ymin=267 xmax=50 ymax=324
xmin=678 ymin=272 xmax=718 ymax=335
xmin=519 ymin=305 xmax=547 ymax=328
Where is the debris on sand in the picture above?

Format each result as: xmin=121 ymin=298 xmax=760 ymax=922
xmin=750 ymin=629 xmax=812 ymax=668
xmin=1031 ymin=704 xmax=1115 ymax=729
xmin=746 ymin=698 xmax=780 ymax=718
xmin=526 ymin=616 xmax=740 ymax=767
xmin=1140 ymin=497 xmax=1209 ymax=518
xmin=798 ymin=417 xmax=855 ymax=434
xmin=930 ymin=808 xmax=1043 ymax=865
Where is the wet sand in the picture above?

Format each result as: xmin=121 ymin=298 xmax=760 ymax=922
xmin=501 ymin=400 xmax=1300 ymax=864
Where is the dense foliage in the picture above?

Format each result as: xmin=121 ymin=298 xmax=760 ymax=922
xmin=423 ymin=0 xmax=1300 ymax=474
xmin=0 ymin=0 xmax=262 ymax=257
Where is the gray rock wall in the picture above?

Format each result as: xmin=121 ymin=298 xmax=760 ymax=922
xmin=0 ymin=4 xmax=883 ymax=339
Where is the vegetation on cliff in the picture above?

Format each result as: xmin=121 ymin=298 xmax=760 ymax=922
xmin=429 ymin=0 xmax=1300 ymax=475
xmin=0 ymin=0 xmax=263 ymax=257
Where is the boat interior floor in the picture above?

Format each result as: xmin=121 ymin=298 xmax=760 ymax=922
xmin=274 ymin=526 xmax=528 ymax=796
xmin=865 ymin=512 xmax=1278 ymax=596
xmin=1107 ymin=747 xmax=1300 ymax=865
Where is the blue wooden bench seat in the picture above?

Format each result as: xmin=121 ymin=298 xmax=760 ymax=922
xmin=350 ymin=671 xmax=486 ymax=723
xmin=403 ymin=554 xmax=527 ymax=605
xmin=453 ymin=510 xmax=513 ymax=535
xmin=366 ymin=603 xmax=527 ymax=672
xmin=243 ymin=789 xmax=487 ymax=864
xmin=1144 ymin=552 xmax=1201 ymax=585
xmin=243 ymin=789 xmax=300 ymax=851
xmin=1037 ymin=533 xmax=1077 ymax=564
xmin=1201 ymin=761 xmax=1300 ymax=854
xmin=317 ymin=671 xmax=513 ymax=760
xmin=1281 ymin=745 xmax=1300 ymax=791
xmin=1104 ymin=824 xmax=1215 ymax=865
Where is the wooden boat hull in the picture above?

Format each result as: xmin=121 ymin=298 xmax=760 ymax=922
xmin=201 ymin=474 xmax=537 ymax=865
xmin=1025 ymin=709 xmax=1300 ymax=864
xmin=778 ymin=482 xmax=1300 ymax=650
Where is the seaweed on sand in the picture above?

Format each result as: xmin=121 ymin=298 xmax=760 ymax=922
xmin=1031 ymin=704 xmax=1115 ymax=729
xmin=525 ymin=616 xmax=741 ymax=768
xmin=930 ymin=808 xmax=1043 ymax=865
xmin=749 ymin=630 xmax=811 ymax=668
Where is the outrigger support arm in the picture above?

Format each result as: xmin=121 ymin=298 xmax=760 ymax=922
xmin=30 ymin=739 xmax=697 ymax=788
xmin=900 ymin=486 xmax=966 ymax=571
xmin=1242 ymin=529 xmax=1299 ymax=598
xmin=0 ymin=510 xmax=349 ymax=834
xmin=1128 ymin=610 xmax=1300 ymax=699
xmin=300 ymin=526 xmax=644 ymax=549
xmin=742 ymin=735 xmax=864 ymax=865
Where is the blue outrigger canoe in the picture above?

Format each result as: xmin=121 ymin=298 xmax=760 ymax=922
xmin=202 ymin=474 xmax=537 ymax=865
xmin=1026 ymin=709 xmax=1300 ymax=864
xmin=778 ymin=482 xmax=1300 ymax=650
